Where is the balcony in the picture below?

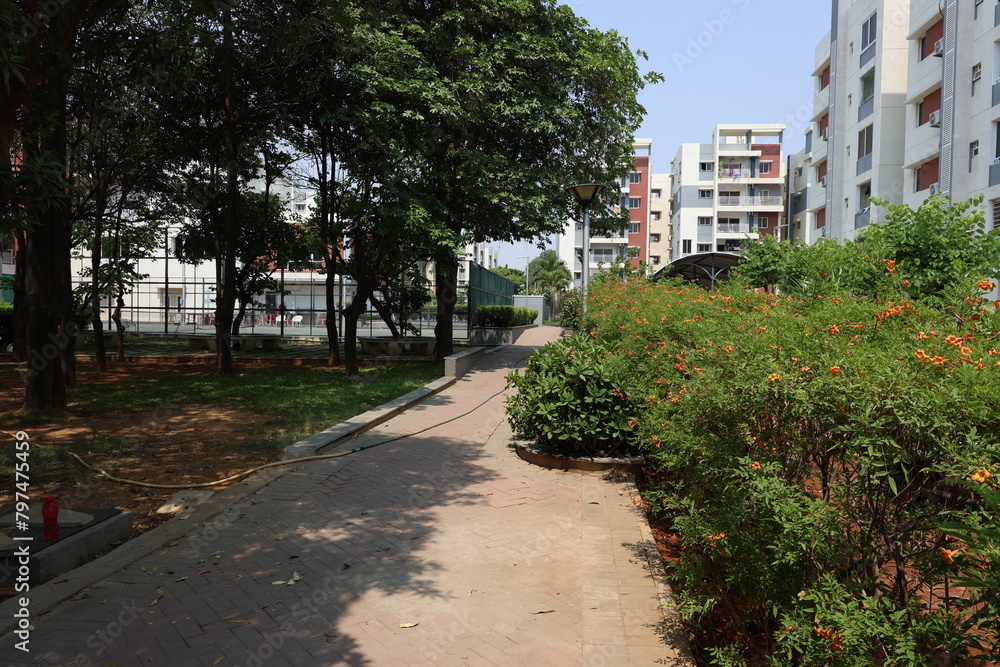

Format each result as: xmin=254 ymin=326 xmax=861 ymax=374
xmin=855 ymin=207 xmax=871 ymax=229
xmin=857 ymin=153 xmax=873 ymax=175
xmin=858 ymin=96 xmax=874 ymax=121
xmin=717 ymin=222 xmax=751 ymax=234
xmin=719 ymin=167 xmax=752 ymax=179
xmin=718 ymin=195 xmax=784 ymax=207
xmin=990 ymin=158 xmax=1000 ymax=187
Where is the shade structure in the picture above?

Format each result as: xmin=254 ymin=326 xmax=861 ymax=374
xmin=652 ymin=252 xmax=744 ymax=290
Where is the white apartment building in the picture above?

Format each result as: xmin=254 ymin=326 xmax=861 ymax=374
xmin=670 ymin=124 xmax=787 ymax=259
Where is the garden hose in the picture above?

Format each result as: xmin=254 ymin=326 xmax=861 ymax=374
xmin=7 ymin=353 xmax=533 ymax=491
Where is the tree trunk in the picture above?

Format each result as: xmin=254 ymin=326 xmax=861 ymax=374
xmin=215 ymin=6 xmax=238 ymax=375
xmin=90 ymin=205 xmax=107 ymax=372
xmin=324 ymin=264 xmax=341 ymax=366
xmin=434 ymin=254 xmax=458 ymax=361
xmin=369 ymin=294 xmax=400 ymax=339
xmin=112 ymin=289 xmax=126 ymax=362
xmin=22 ymin=77 xmax=73 ymax=409
xmin=343 ymin=281 xmax=372 ymax=378
xmin=11 ymin=233 xmax=27 ymax=361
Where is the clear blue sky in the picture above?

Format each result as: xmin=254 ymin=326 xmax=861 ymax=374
xmin=497 ymin=0 xmax=833 ymax=268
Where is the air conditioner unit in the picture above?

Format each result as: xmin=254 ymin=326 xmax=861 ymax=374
xmin=929 ymin=182 xmax=940 ymax=196
xmin=820 ymin=128 xmax=828 ymax=141
xmin=933 ymin=39 xmax=944 ymax=57
xmin=820 ymin=176 xmax=827 ymax=188
xmin=929 ymin=110 xmax=941 ymax=127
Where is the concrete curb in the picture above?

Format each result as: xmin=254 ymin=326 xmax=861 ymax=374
xmin=0 ymin=370 xmax=466 ymax=638
xmin=515 ymin=443 xmax=645 ymax=475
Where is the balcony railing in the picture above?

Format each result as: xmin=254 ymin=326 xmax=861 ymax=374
xmin=993 ymin=78 xmax=1000 ymax=107
xmin=718 ymin=195 xmax=784 ymax=207
xmin=860 ymin=43 xmax=875 ymax=67
xmin=719 ymin=168 xmax=752 ymax=179
xmin=717 ymin=222 xmax=751 ymax=234
xmin=855 ymin=207 xmax=871 ymax=229
xmin=858 ymin=96 xmax=874 ymax=121
xmin=857 ymin=153 xmax=873 ymax=175
xmin=0 ymin=251 xmax=12 ymax=264
xmin=989 ymin=158 xmax=1000 ymax=187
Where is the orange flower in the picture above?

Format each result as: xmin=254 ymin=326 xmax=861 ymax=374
xmin=971 ymin=469 xmax=991 ymax=484
xmin=800 ymin=366 xmax=811 ymax=374
xmin=883 ymin=259 xmax=896 ymax=274
xmin=724 ymin=345 xmax=735 ymax=353
xmin=750 ymin=461 xmax=761 ymax=471
xmin=829 ymin=366 xmax=841 ymax=376
xmin=976 ymin=280 xmax=994 ymax=291
xmin=828 ymin=324 xmax=840 ymax=335
xmin=902 ymin=280 xmax=911 ymax=287
xmin=767 ymin=373 xmax=781 ymax=384
xmin=940 ymin=547 xmax=962 ymax=564
xmin=914 ymin=349 xmax=929 ymax=361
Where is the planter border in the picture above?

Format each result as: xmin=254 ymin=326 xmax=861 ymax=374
xmin=515 ymin=442 xmax=644 ymax=475
xmin=468 ymin=323 xmax=536 ymax=346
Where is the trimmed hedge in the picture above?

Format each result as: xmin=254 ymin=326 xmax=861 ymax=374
xmin=474 ymin=305 xmax=537 ymax=328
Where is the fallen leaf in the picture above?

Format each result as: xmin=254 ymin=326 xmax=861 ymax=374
xmin=276 ymin=534 xmax=286 ymax=540
xmin=160 ymin=548 xmax=169 ymax=556
xmin=399 ymin=622 xmax=418 ymax=629
xmin=176 ymin=576 xmax=188 ymax=582
xmin=531 ymin=610 xmax=555 ymax=615
xmin=140 ymin=566 xmax=148 ymax=572
xmin=376 ymin=545 xmax=391 ymax=552
xmin=213 ymin=658 xmax=224 ymax=665
xmin=222 ymin=612 xmax=242 ymax=620
xmin=156 ymin=588 xmax=164 ymax=595
xmin=343 ymin=559 xmax=355 ymax=570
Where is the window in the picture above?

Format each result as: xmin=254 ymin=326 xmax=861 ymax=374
xmin=993 ymin=198 xmax=1000 ymax=230
xmin=682 ymin=239 xmax=692 ymax=254
xmin=629 ymin=172 xmax=641 ymax=184
xmin=650 ymin=256 xmax=660 ymax=265
xmin=697 ymin=243 xmax=712 ymax=253
xmin=860 ymin=71 xmax=875 ymax=103
xmin=699 ymin=189 xmax=713 ymax=199
xmin=700 ymin=162 xmax=715 ymax=172
xmin=593 ymin=247 xmax=616 ymax=262
xmin=618 ymin=176 xmax=629 ymax=189
xmin=295 ymin=204 xmax=306 ymax=211
xmin=971 ymin=140 xmax=980 ymax=172
xmin=651 ymin=189 xmax=661 ymax=199
xmin=629 ymin=222 xmax=640 ymax=234
xmin=651 ymin=211 xmax=661 ymax=221
xmin=758 ymin=216 xmax=770 ymax=229
xmin=975 ymin=0 xmax=984 ymax=20
xmin=858 ymin=125 xmax=874 ymax=158
xmin=698 ymin=216 xmax=713 ymax=225
xmin=759 ymin=162 xmax=772 ymax=175
xmin=627 ymin=197 xmax=640 ymax=208
xmin=973 ymin=63 xmax=982 ymax=96
xmin=650 ymin=234 xmax=661 ymax=243
xmin=861 ymin=12 xmax=877 ymax=52
xmin=576 ymin=222 xmax=583 ymax=230
xmin=920 ymin=20 xmax=943 ymax=60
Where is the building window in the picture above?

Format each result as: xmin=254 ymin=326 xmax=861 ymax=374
xmin=992 ymin=198 xmax=1000 ymax=230
xmin=682 ymin=239 xmax=692 ymax=254
xmin=759 ymin=162 xmax=772 ymax=175
xmin=629 ymin=222 xmax=640 ymax=234
xmin=971 ymin=140 xmax=980 ymax=172
xmin=860 ymin=71 xmax=875 ymax=104
xmin=576 ymin=222 xmax=583 ymax=230
xmin=700 ymin=162 xmax=714 ymax=172
xmin=650 ymin=233 xmax=661 ymax=243
xmin=593 ymin=247 xmax=616 ymax=262
xmin=758 ymin=216 xmax=769 ymax=229
xmin=861 ymin=11 xmax=877 ymax=52
xmin=618 ymin=176 xmax=629 ymax=189
xmin=629 ymin=171 xmax=641 ymax=184
xmin=650 ymin=255 xmax=660 ymax=264
xmin=858 ymin=125 xmax=874 ymax=158
xmin=973 ymin=63 xmax=982 ymax=96
xmin=697 ymin=243 xmax=712 ymax=253
xmin=975 ymin=0 xmax=983 ymax=20
xmin=295 ymin=204 xmax=306 ymax=211
xmin=628 ymin=197 xmax=640 ymax=209
xmin=698 ymin=189 xmax=713 ymax=199
xmin=919 ymin=20 xmax=943 ymax=60
xmin=651 ymin=189 xmax=661 ymax=198
xmin=651 ymin=211 xmax=661 ymax=221
xmin=698 ymin=216 xmax=713 ymax=225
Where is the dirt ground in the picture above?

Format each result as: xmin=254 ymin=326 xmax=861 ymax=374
xmin=1 ymin=361 xmax=288 ymax=538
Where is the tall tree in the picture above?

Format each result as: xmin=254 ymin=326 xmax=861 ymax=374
xmin=529 ymin=250 xmax=572 ymax=313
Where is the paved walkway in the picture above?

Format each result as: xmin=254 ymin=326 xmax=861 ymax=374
xmin=1 ymin=326 xmax=692 ymax=666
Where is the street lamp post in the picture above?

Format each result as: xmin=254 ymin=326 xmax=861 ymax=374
xmin=566 ymin=184 xmax=604 ymax=322
xmin=517 ymin=255 xmax=529 ymax=295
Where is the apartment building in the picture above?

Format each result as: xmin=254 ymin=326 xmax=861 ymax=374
xmin=647 ymin=173 xmax=673 ymax=273
xmin=670 ymin=124 xmax=787 ymax=260
xmin=557 ymin=140 xmax=656 ymax=288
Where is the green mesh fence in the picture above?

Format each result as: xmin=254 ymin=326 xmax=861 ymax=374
xmin=468 ymin=263 xmax=514 ymax=326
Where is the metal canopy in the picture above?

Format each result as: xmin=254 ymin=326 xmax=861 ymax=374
xmin=652 ymin=252 xmax=744 ymax=290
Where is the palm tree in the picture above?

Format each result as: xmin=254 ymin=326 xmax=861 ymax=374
xmin=529 ymin=250 xmax=572 ymax=314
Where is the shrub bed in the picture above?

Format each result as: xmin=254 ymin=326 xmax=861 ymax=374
xmin=474 ymin=305 xmax=537 ymax=328
xmin=585 ymin=277 xmax=1000 ymax=665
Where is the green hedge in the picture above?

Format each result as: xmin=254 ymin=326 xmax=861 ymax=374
xmin=0 ymin=301 xmax=12 ymax=349
xmin=474 ymin=305 xmax=537 ymax=328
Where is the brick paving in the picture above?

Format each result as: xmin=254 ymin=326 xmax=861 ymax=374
xmin=1 ymin=326 xmax=693 ymax=666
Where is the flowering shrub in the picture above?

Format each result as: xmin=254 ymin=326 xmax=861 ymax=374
xmin=505 ymin=334 xmax=638 ymax=457
xmin=585 ymin=274 xmax=1000 ymax=664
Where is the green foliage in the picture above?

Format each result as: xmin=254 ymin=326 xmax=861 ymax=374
xmin=578 ymin=278 xmax=1000 ymax=661
xmin=474 ymin=305 xmax=537 ymax=328
xmin=732 ymin=196 xmax=1000 ymax=304
xmin=528 ymin=250 xmax=572 ymax=309
xmin=559 ymin=289 xmax=582 ymax=330
xmin=0 ymin=300 xmax=12 ymax=349
xmin=506 ymin=335 xmax=638 ymax=457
